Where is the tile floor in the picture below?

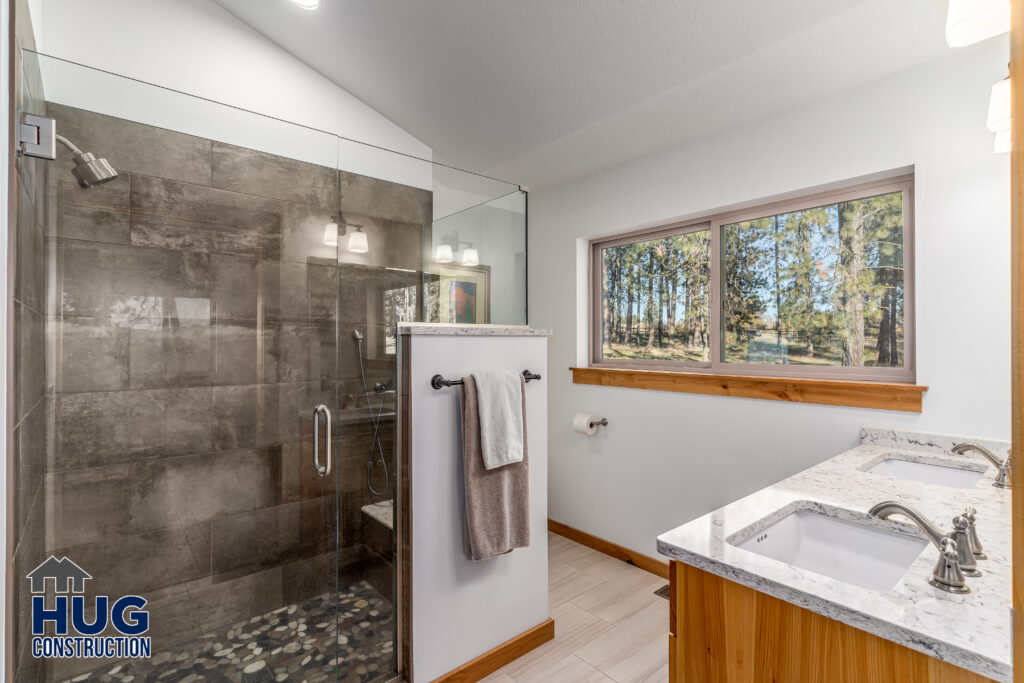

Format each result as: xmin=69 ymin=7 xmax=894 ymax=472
xmin=482 ymin=532 xmax=669 ymax=683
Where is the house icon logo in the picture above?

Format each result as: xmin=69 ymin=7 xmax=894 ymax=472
xmin=26 ymin=556 xmax=92 ymax=594
xmin=25 ymin=555 xmax=152 ymax=661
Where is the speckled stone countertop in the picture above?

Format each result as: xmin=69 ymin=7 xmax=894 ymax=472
xmin=657 ymin=427 xmax=1012 ymax=681
xmin=397 ymin=323 xmax=552 ymax=336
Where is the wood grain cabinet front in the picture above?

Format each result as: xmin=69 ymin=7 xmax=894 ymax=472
xmin=667 ymin=560 xmax=995 ymax=683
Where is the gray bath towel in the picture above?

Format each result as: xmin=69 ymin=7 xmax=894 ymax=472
xmin=461 ymin=375 xmax=530 ymax=562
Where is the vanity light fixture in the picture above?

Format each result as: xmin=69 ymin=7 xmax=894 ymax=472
xmin=323 ymin=221 xmax=339 ymax=247
xmin=945 ymin=0 xmax=1009 ymax=47
xmin=323 ymin=219 xmax=369 ymax=253
xmin=434 ymin=244 xmax=454 ymax=263
xmin=347 ymin=225 xmax=369 ymax=253
xmin=987 ymin=76 xmax=1011 ymax=133
xmin=436 ymin=231 xmax=480 ymax=265
xmin=291 ymin=0 xmax=321 ymax=9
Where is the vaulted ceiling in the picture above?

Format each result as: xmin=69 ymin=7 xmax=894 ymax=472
xmin=213 ymin=0 xmax=952 ymax=188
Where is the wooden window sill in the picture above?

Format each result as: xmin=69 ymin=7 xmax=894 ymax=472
xmin=570 ymin=367 xmax=927 ymax=413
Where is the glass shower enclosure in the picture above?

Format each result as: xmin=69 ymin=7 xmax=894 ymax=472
xmin=9 ymin=50 xmax=526 ymax=682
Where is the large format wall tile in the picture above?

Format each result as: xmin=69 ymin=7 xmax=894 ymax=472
xmin=49 ymin=102 xmax=212 ymax=185
xmin=128 ymin=447 xmax=283 ymax=532
xmin=57 ymin=317 xmax=130 ymax=392
xmin=16 ymin=303 xmax=45 ymax=419
xmin=209 ymin=496 xmax=335 ymax=576
xmin=131 ymin=175 xmax=284 ymax=259
xmin=46 ymin=464 xmax=132 ymax=549
xmin=337 ymin=213 xmax=422 ymax=272
xmin=54 ymin=522 xmax=212 ymax=597
xmin=13 ymin=403 xmax=46 ymax=543
xmin=212 ymin=142 xmax=339 ymax=209
xmin=339 ymin=170 xmax=431 ymax=225
xmin=15 ymin=182 xmax=46 ymax=314
xmin=56 ymin=387 xmax=215 ymax=469
xmin=282 ymin=201 xmax=338 ymax=264
xmin=60 ymin=239 xmax=212 ymax=320
xmin=48 ymin=163 xmax=130 ymax=244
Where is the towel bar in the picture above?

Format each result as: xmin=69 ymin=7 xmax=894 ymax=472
xmin=431 ymin=370 xmax=541 ymax=390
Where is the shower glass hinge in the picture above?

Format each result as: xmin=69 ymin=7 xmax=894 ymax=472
xmin=18 ymin=113 xmax=56 ymax=160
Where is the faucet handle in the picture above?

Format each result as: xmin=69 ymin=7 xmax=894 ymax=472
xmin=962 ymin=507 xmax=987 ymax=560
xmin=950 ymin=515 xmax=981 ymax=576
xmin=930 ymin=537 xmax=970 ymax=594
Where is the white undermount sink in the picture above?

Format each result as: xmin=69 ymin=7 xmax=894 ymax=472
xmin=864 ymin=455 xmax=986 ymax=489
xmin=730 ymin=506 xmax=929 ymax=591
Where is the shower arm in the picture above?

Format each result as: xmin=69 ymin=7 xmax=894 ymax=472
xmin=55 ymin=134 xmax=84 ymax=156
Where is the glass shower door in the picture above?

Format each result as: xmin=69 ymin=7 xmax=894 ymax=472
xmin=29 ymin=51 xmax=343 ymax=682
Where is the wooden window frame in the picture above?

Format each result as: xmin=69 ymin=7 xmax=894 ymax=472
xmin=589 ymin=172 xmax=917 ymax=386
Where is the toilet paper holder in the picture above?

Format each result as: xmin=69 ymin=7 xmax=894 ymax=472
xmin=590 ymin=417 xmax=608 ymax=429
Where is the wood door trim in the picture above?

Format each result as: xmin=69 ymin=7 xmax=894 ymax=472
xmin=548 ymin=518 xmax=670 ymax=580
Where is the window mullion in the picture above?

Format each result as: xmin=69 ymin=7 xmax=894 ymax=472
xmin=710 ymin=220 xmax=722 ymax=370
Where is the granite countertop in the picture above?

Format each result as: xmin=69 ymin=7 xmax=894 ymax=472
xmin=657 ymin=427 xmax=1012 ymax=682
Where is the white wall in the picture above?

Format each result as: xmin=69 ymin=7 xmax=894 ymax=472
xmin=408 ymin=330 xmax=548 ymax=682
xmin=529 ymin=40 xmax=1011 ymax=558
xmin=31 ymin=0 xmax=433 ymax=188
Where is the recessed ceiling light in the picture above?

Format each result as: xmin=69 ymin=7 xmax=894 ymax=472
xmin=292 ymin=0 xmax=320 ymax=9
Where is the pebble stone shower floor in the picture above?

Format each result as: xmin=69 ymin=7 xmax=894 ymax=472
xmin=61 ymin=581 xmax=395 ymax=683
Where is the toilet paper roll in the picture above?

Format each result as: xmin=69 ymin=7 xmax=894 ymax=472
xmin=572 ymin=413 xmax=598 ymax=436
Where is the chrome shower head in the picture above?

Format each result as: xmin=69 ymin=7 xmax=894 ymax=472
xmin=352 ymin=329 xmax=364 ymax=342
xmin=57 ymin=134 xmax=118 ymax=188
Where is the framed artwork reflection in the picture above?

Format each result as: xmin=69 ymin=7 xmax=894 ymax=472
xmin=437 ymin=264 xmax=490 ymax=324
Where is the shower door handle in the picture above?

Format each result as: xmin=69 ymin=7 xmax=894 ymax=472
xmin=312 ymin=404 xmax=331 ymax=477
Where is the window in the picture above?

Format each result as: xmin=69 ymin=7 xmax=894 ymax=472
xmin=591 ymin=174 xmax=914 ymax=382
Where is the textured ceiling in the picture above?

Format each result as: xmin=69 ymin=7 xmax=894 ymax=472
xmin=213 ymin=0 xmax=951 ymax=188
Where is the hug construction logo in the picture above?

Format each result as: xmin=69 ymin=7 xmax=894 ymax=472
xmin=27 ymin=555 xmax=152 ymax=660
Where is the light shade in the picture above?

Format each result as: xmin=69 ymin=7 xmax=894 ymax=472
xmin=347 ymin=228 xmax=369 ymax=254
xmin=323 ymin=222 xmax=338 ymax=247
xmin=995 ymin=129 xmax=1012 ymax=153
xmin=987 ymin=77 xmax=1011 ymax=133
xmin=292 ymin=0 xmax=321 ymax=9
xmin=946 ymin=0 xmax=1010 ymax=46
xmin=435 ymin=244 xmax=454 ymax=262
xmin=462 ymin=248 xmax=480 ymax=266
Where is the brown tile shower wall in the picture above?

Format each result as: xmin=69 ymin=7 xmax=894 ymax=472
xmin=41 ymin=102 xmax=430 ymax=672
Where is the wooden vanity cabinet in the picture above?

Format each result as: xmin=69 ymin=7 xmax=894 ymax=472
xmin=668 ymin=560 xmax=994 ymax=683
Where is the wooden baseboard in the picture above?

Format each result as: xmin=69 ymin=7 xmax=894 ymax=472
xmin=548 ymin=519 xmax=670 ymax=580
xmin=432 ymin=618 xmax=555 ymax=683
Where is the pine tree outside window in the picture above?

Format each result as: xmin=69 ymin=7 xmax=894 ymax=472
xmin=591 ymin=172 xmax=914 ymax=383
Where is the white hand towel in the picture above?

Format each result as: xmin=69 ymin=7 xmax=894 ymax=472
xmin=471 ymin=370 xmax=525 ymax=470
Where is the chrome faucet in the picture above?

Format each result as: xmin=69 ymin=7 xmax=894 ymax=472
xmin=868 ymin=501 xmax=976 ymax=593
xmin=951 ymin=442 xmax=1011 ymax=489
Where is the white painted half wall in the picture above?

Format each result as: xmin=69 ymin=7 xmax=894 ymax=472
xmin=30 ymin=0 xmax=433 ymax=188
xmin=529 ymin=39 xmax=1011 ymax=558
xmin=406 ymin=330 xmax=548 ymax=682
